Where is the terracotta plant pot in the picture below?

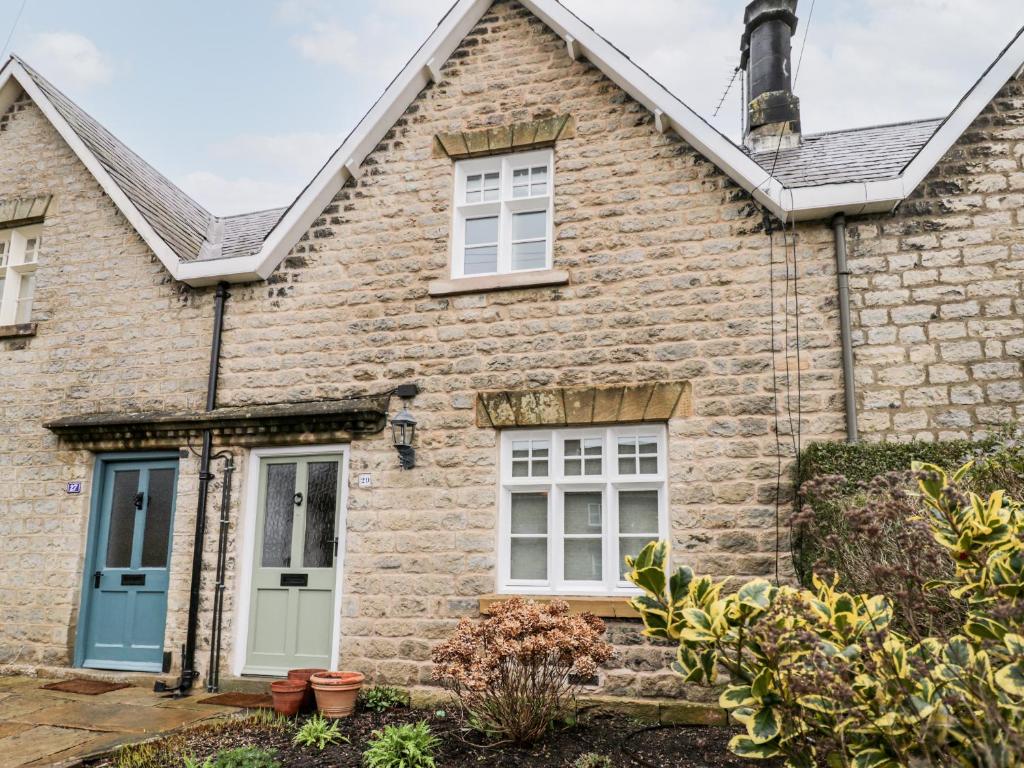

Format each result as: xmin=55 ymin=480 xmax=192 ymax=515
xmin=309 ymin=671 xmax=365 ymax=718
xmin=287 ymin=667 xmax=327 ymax=713
xmin=270 ymin=679 xmax=307 ymax=717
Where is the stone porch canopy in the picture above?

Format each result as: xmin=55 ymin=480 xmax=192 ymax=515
xmin=43 ymin=396 xmax=390 ymax=452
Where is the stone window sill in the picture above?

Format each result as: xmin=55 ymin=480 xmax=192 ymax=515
xmin=0 ymin=322 xmax=37 ymax=339
xmin=428 ymin=269 xmax=569 ymax=298
xmin=479 ymin=594 xmax=640 ymax=620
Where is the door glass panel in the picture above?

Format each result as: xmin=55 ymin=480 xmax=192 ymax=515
xmin=105 ymin=470 xmax=140 ymax=568
xmin=303 ymin=461 xmax=339 ymax=568
xmin=141 ymin=469 xmax=175 ymax=568
xmin=262 ymin=463 xmax=296 ymax=567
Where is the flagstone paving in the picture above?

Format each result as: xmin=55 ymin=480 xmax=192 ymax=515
xmin=0 ymin=676 xmax=248 ymax=768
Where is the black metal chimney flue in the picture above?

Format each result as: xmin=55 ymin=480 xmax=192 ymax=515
xmin=740 ymin=0 xmax=801 ymax=152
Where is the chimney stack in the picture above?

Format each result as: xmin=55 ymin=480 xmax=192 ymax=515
xmin=740 ymin=0 xmax=801 ymax=152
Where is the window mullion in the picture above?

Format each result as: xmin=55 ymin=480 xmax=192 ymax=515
xmin=605 ymin=479 xmax=616 ymax=593
xmin=550 ymin=478 xmax=561 ymax=592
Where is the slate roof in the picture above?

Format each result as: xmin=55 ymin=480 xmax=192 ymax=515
xmin=14 ymin=56 xmax=283 ymax=262
xmin=749 ymin=118 xmax=944 ymax=188
xmin=219 ymin=208 xmax=289 ymax=261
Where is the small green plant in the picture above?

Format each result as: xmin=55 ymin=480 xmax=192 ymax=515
xmin=182 ymin=757 xmax=213 ymax=768
xmin=362 ymin=721 xmax=440 ymax=768
xmin=572 ymin=753 xmax=613 ymax=768
xmin=113 ymin=738 xmax=186 ymax=768
xmin=242 ymin=707 xmax=291 ymax=731
xmin=359 ymin=684 xmax=409 ymax=713
xmin=200 ymin=747 xmax=280 ymax=768
xmin=293 ymin=713 xmax=348 ymax=750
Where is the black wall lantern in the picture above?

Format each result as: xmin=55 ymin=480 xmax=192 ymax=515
xmin=391 ymin=383 xmax=419 ymax=470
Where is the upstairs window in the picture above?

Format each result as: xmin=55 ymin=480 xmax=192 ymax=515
xmin=498 ymin=425 xmax=668 ymax=596
xmin=451 ymin=149 xmax=553 ymax=279
xmin=0 ymin=226 xmax=41 ymax=326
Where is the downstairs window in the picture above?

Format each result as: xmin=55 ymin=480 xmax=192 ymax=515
xmin=498 ymin=425 xmax=668 ymax=595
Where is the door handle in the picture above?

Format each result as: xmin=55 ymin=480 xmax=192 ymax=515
xmin=94 ymin=571 xmax=102 ymax=589
xmin=134 ymin=492 xmax=145 ymax=510
xmin=331 ymin=537 xmax=339 ymax=557
xmin=293 ymin=492 xmax=303 ymax=507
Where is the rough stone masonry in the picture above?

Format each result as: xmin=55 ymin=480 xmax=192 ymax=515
xmin=0 ymin=0 xmax=1021 ymax=705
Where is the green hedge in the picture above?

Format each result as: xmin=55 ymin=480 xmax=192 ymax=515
xmin=793 ymin=437 xmax=1000 ymax=584
xmin=796 ymin=438 xmax=995 ymax=492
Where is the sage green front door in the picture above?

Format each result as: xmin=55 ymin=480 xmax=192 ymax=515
xmin=245 ymin=454 xmax=343 ymax=675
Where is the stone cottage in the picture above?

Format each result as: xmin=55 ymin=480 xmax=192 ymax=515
xmin=1 ymin=0 xmax=1022 ymax=708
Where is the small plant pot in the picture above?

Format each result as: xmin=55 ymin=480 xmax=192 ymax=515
xmin=287 ymin=667 xmax=327 ymax=713
xmin=309 ymin=671 xmax=365 ymax=718
xmin=270 ymin=679 xmax=307 ymax=717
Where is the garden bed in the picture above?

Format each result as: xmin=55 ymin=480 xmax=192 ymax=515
xmin=93 ymin=707 xmax=769 ymax=768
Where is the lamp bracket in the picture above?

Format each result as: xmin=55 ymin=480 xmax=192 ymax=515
xmin=395 ymin=383 xmax=420 ymax=399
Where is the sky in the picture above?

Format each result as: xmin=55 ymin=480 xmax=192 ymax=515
xmin=2 ymin=0 xmax=1022 ymax=215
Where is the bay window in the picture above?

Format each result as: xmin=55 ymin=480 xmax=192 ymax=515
xmin=0 ymin=225 xmax=40 ymax=326
xmin=499 ymin=425 xmax=668 ymax=595
xmin=451 ymin=149 xmax=553 ymax=278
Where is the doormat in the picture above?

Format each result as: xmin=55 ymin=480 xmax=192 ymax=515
xmin=41 ymin=679 xmax=132 ymax=695
xmin=199 ymin=692 xmax=273 ymax=708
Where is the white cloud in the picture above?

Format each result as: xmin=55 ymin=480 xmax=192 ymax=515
xmin=282 ymin=0 xmax=450 ymax=78
xmin=181 ymin=131 xmax=340 ymax=214
xmin=207 ymin=131 xmax=340 ymax=176
xmin=290 ymin=20 xmax=361 ymax=71
xmin=179 ymin=171 xmax=298 ymax=216
xmin=24 ymin=32 xmax=112 ymax=88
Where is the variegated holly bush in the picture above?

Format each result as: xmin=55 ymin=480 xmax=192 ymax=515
xmin=625 ymin=462 xmax=1024 ymax=768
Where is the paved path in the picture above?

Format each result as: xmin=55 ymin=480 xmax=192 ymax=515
xmin=0 ymin=676 xmax=243 ymax=768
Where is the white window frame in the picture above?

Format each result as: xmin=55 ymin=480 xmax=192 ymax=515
xmin=450 ymin=149 xmax=554 ymax=279
xmin=498 ymin=425 xmax=668 ymax=596
xmin=0 ymin=225 xmax=41 ymax=326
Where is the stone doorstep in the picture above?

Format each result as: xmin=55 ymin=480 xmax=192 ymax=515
xmin=0 ymin=665 xmax=272 ymax=696
xmin=407 ymin=687 xmax=724 ymax=726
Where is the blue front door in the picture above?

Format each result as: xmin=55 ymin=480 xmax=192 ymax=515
xmin=81 ymin=459 xmax=178 ymax=672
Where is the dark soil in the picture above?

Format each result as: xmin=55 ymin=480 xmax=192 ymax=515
xmin=92 ymin=707 xmax=775 ymax=768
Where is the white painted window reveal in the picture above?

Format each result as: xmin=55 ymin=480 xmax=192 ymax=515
xmin=451 ymin=149 xmax=554 ymax=279
xmin=498 ymin=425 xmax=668 ymax=595
xmin=0 ymin=225 xmax=40 ymax=326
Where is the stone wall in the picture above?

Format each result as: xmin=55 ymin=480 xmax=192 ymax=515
xmin=846 ymin=74 xmax=1024 ymax=441
xmin=210 ymin=0 xmax=846 ymax=696
xmin=0 ymin=92 xmax=215 ymax=667
xmin=3 ymin=0 xmax=1023 ymax=703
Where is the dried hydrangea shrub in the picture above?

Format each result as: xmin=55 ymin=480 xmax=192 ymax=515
xmin=432 ymin=597 xmax=614 ymax=744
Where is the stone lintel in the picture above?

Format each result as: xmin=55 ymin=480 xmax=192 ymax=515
xmin=0 ymin=194 xmax=51 ymax=227
xmin=476 ymin=381 xmax=691 ymax=428
xmin=0 ymin=322 xmax=37 ymax=340
xmin=435 ymin=115 xmax=575 ymax=160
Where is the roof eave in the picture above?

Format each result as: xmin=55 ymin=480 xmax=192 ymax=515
xmin=1 ymin=60 xmax=186 ymax=282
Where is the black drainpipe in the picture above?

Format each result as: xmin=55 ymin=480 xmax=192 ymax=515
xmin=156 ymin=281 xmax=230 ymax=697
xmin=831 ymin=214 xmax=858 ymax=443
